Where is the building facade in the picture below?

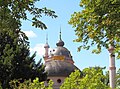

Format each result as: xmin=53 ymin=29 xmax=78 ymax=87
xmin=43 ymin=31 xmax=78 ymax=89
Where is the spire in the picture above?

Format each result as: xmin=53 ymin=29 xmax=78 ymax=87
xmin=56 ymin=27 xmax=64 ymax=46
xmin=46 ymin=33 xmax=48 ymax=44
xmin=44 ymin=33 xmax=49 ymax=48
xmin=44 ymin=34 xmax=49 ymax=61
xmin=60 ymin=26 xmax=62 ymax=40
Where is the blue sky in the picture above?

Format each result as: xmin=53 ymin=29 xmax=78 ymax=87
xmin=21 ymin=0 xmax=120 ymax=71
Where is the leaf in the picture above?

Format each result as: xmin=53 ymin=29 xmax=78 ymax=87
xmin=69 ymin=0 xmax=120 ymax=58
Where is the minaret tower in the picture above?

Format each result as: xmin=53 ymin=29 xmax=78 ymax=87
xmin=44 ymin=34 xmax=49 ymax=61
xmin=108 ymin=45 xmax=116 ymax=89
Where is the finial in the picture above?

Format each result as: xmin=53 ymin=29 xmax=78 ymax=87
xmin=60 ymin=26 xmax=62 ymax=40
xmin=44 ymin=33 xmax=49 ymax=48
xmin=46 ymin=33 xmax=48 ymax=44
xmin=56 ymin=27 xmax=65 ymax=46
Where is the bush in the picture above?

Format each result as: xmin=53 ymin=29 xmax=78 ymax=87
xmin=9 ymin=78 xmax=53 ymax=89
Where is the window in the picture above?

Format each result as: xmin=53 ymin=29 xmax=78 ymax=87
xmin=57 ymin=79 xmax=61 ymax=83
xmin=47 ymin=79 xmax=50 ymax=83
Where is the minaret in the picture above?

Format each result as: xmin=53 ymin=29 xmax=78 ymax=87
xmin=108 ymin=45 xmax=116 ymax=89
xmin=44 ymin=34 xmax=49 ymax=61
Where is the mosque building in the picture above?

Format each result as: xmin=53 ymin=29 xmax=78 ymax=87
xmin=43 ymin=31 xmax=79 ymax=89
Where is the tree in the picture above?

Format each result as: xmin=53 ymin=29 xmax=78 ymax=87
xmin=0 ymin=21 xmax=47 ymax=88
xmin=9 ymin=78 xmax=53 ymax=89
xmin=0 ymin=0 xmax=57 ymax=30
xmin=0 ymin=0 xmax=57 ymax=88
xmin=116 ymin=68 xmax=120 ymax=89
xmin=60 ymin=67 xmax=110 ymax=89
xmin=69 ymin=0 xmax=120 ymax=58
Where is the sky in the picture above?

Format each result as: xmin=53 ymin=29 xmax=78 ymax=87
xmin=21 ymin=0 xmax=120 ymax=71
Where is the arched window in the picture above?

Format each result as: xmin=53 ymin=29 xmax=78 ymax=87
xmin=57 ymin=79 xmax=61 ymax=83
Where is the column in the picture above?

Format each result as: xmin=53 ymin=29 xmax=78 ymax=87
xmin=108 ymin=46 xmax=116 ymax=89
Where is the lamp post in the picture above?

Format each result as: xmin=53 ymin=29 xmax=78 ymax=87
xmin=108 ymin=45 xmax=116 ymax=89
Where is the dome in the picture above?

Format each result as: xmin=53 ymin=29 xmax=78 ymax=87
xmin=45 ymin=60 xmax=78 ymax=77
xmin=56 ymin=39 xmax=64 ymax=46
xmin=52 ymin=46 xmax=72 ymax=58
xmin=56 ymin=30 xmax=65 ymax=47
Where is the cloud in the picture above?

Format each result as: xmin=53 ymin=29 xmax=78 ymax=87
xmin=23 ymin=30 xmax=37 ymax=38
xmin=30 ymin=44 xmax=45 ymax=57
xmin=30 ymin=43 xmax=53 ymax=59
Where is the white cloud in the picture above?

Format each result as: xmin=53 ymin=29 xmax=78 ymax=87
xmin=30 ymin=43 xmax=53 ymax=59
xmin=30 ymin=44 xmax=45 ymax=57
xmin=23 ymin=30 xmax=37 ymax=38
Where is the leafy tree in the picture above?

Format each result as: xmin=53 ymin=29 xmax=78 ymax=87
xmin=9 ymin=78 xmax=53 ymax=89
xmin=60 ymin=67 xmax=110 ymax=89
xmin=69 ymin=0 xmax=120 ymax=58
xmin=60 ymin=70 xmax=81 ymax=89
xmin=0 ymin=0 xmax=57 ymax=88
xmin=0 ymin=24 xmax=47 ymax=88
xmin=0 ymin=0 xmax=57 ymax=29
xmin=116 ymin=68 xmax=120 ymax=89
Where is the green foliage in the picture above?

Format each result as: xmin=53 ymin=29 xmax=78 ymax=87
xmin=0 ymin=83 xmax=2 ymax=89
xmin=0 ymin=0 xmax=57 ymax=30
xmin=69 ymin=0 xmax=120 ymax=58
xmin=116 ymin=68 xmax=120 ymax=89
xmin=0 ymin=0 xmax=54 ymax=88
xmin=9 ymin=78 xmax=53 ymax=89
xmin=81 ymin=67 xmax=110 ymax=89
xmin=0 ymin=25 xmax=47 ymax=88
xmin=60 ymin=70 xmax=81 ymax=89
xmin=0 ymin=67 xmax=119 ymax=89
xmin=60 ymin=67 xmax=110 ymax=89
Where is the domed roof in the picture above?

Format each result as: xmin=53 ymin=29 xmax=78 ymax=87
xmin=44 ymin=30 xmax=79 ymax=77
xmin=45 ymin=60 xmax=78 ymax=77
xmin=56 ymin=39 xmax=64 ymax=46
xmin=52 ymin=31 xmax=72 ymax=58
xmin=56 ymin=30 xmax=65 ymax=47
xmin=52 ymin=46 xmax=72 ymax=58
